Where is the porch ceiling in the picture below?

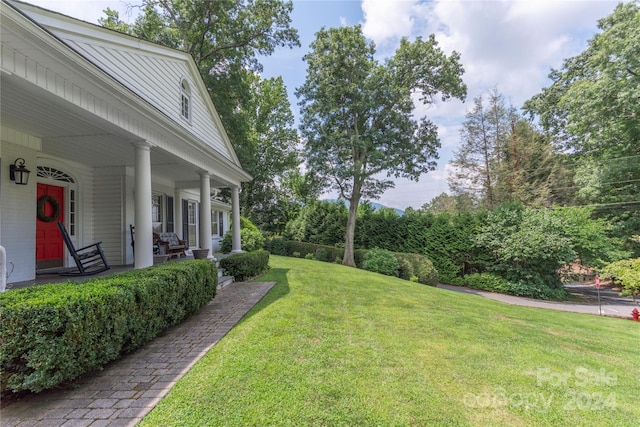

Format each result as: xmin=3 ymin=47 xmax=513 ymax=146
xmin=1 ymin=73 xmax=225 ymax=188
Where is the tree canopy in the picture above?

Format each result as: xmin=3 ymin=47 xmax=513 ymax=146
xmin=101 ymin=0 xmax=299 ymax=71
xmin=449 ymin=88 xmax=573 ymax=210
xmin=524 ymin=1 xmax=639 ymax=157
xmin=297 ymin=25 xmax=466 ymax=266
xmin=233 ymin=74 xmax=301 ymax=231
xmin=524 ymin=1 xmax=640 ymax=242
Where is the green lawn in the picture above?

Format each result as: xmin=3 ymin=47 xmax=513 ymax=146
xmin=141 ymin=256 xmax=639 ymax=426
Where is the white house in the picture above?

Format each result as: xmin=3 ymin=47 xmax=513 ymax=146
xmin=0 ymin=0 xmax=251 ymax=283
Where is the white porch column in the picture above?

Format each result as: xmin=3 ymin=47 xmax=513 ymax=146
xmin=231 ymin=186 xmax=242 ymax=253
xmin=0 ymin=245 xmax=7 ymax=293
xmin=199 ymin=172 xmax=212 ymax=253
xmin=133 ymin=141 xmax=153 ymax=268
xmin=174 ymin=189 xmax=183 ymax=239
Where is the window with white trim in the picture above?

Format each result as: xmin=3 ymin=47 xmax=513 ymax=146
xmin=180 ymin=79 xmax=191 ymax=121
xmin=187 ymin=200 xmax=197 ymax=246
xmin=211 ymin=209 xmax=225 ymax=237
xmin=152 ymin=193 xmax=164 ymax=233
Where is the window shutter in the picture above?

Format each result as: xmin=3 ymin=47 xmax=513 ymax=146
xmin=166 ymin=196 xmax=174 ymax=232
xmin=182 ymin=200 xmax=189 ymax=245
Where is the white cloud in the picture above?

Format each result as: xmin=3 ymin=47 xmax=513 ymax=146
xmin=360 ymin=0 xmax=619 ymax=208
xmin=426 ymin=1 xmax=617 ymax=105
xmin=361 ymin=0 xmax=418 ymax=46
xmin=377 ymin=164 xmax=454 ymax=210
xmin=26 ymin=0 xmax=135 ymax=24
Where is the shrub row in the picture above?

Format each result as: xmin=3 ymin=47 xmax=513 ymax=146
xmin=265 ymin=238 xmax=438 ymax=285
xmin=265 ymin=238 xmax=367 ymax=266
xmin=462 ymin=273 xmax=567 ymax=300
xmin=0 ymin=260 xmax=217 ymax=394
xmin=219 ymin=250 xmax=270 ymax=281
xmin=281 ymin=200 xmax=484 ymax=283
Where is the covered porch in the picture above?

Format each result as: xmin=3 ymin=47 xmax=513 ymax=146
xmin=1 ymin=2 xmax=250 ymax=284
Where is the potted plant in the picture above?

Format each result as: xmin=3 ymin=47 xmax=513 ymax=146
xmin=192 ymin=248 xmax=209 ymax=259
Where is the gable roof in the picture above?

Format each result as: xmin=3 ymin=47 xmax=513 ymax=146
xmin=8 ymin=0 xmax=244 ymax=169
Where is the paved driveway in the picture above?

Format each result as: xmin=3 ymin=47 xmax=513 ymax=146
xmin=437 ymin=283 xmax=638 ymax=318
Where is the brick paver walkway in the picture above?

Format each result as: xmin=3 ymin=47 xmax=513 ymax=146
xmin=1 ymin=281 xmax=277 ymax=427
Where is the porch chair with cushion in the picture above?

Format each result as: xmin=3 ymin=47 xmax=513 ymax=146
xmin=154 ymin=232 xmax=187 ymax=258
xmin=56 ymin=222 xmax=111 ymax=276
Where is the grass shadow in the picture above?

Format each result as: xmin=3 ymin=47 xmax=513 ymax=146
xmin=235 ymin=268 xmax=290 ymax=325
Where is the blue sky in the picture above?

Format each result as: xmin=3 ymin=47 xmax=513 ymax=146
xmin=26 ymin=0 xmax=621 ymax=210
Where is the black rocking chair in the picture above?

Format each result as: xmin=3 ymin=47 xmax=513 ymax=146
xmin=57 ymin=222 xmax=111 ymax=276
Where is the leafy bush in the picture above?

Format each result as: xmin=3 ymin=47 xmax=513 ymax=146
xmin=219 ymin=250 xmax=270 ymax=281
xmin=264 ymin=236 xmax=287 ymax=256
xmin=475 ymin=202 xmax=623 ymax=293
xmin=463 ymin=273 xmax=567 ymax=300
xmin=286 ymin=240 xmax=320 ymax=258
xmin=475 ymin=202 xmax=575 ymax=289
xmin=354 ymin=249 xmax=368 ymax=268
xmin=601 ymin=257 xmax=640 ymax=302
xmin=221 ymin=216 xmax=265 ymax=253
xmin=464 ymin=273 xmax=511 ymax=293
xmin=397 ymin=257 xmax=414 ymax=281
xmin=314 ymin=247 xmax=333 ymax=262
xmin=362 ymin=248 xmax=399 ymax=277
xmin=0 ymin=261 xmax=217 ymax=394
xmin=305 ymin=253 xmax=314 ymax=260
xmin=395 ymin=253 xmax=438 ymax=286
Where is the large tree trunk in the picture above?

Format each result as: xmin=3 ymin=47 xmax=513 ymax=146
xmin=343 ymin=194 xmax=360 ymax=267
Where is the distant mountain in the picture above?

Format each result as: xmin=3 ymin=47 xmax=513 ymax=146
xmin=323 ymin=199 xmax=404 ymax=216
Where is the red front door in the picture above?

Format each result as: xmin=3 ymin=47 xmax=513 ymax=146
xmin=36 ymin=183 xmax=65 ymax=270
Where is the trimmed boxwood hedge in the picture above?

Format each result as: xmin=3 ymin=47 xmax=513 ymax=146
xmin=0 ymin=260 xmax=217 ymax=394
xmin=219 ymin=249 xmax=270 ymax=281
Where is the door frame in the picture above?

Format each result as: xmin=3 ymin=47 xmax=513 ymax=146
xmin=36 ymin=183 xmax=65 ymax=269
xmin=35 ymin=163 xmax=80 ymax=269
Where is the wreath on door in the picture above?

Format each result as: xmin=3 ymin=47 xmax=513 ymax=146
xmin=37 ymin=195 xmax=61 ymax=222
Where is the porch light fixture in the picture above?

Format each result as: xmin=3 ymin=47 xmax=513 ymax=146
xmin=9 ymin=158 xmax=30 ymax=185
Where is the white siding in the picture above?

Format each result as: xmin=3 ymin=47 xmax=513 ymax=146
xmin=50 ymin=35 xmax=233 ymax=162
xmin=93 ymin=174 xmax=125 ymax=265
xmin=0 ymin=143 xmax=38 ymax=283
xmin=1 ymin=42 xmax=147 ymax=140
xmin=0 ymin=127 xmax=41 ymax=151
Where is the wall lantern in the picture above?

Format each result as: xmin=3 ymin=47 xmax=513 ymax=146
xmin=9 ymin=158 xmax=31 ymax=185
